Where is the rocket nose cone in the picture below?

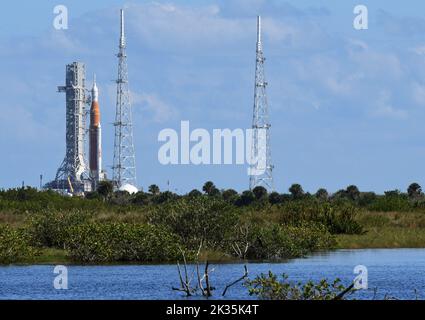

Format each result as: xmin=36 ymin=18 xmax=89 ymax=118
xmin=91 ymin=74 xmax=99 ymax=102
xmin=92 ymin=83 xmax=99 ymax=102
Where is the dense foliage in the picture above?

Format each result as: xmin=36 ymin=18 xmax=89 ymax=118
xmin=243 ymin=222 xmax=335 ymax=260
xmin=1 ymin=181 xmax=424 ymax=264
xmin=29 ymin=210 xmax=89 ymax=248
xmin=65 ymin=223 xmax=183 ymax=263
xmin=245 ymin=271 xmax=354 ymax=300
xmin=0 ymin=225 xmax=38 ymax=264
xmin=147 ymin=197 xmax=239 ymax=250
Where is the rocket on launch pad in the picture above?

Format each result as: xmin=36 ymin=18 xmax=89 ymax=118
xmin=89 ymin=76 xmax=103 ymax=188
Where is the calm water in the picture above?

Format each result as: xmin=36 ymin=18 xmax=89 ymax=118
xmin=0 ymin=249 xmax=424 ymax=300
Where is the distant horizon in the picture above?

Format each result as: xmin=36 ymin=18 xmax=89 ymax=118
xmin=2 ymin=181 xmax=421 ymax=196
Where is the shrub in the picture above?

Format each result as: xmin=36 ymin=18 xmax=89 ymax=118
xmin=28 ymin=211 xmax=89 ymax=248
xmin=357 ymin=192 xmax=377 ymax=207
xmin=276 ymin=202 xmax=364 ymax=235
xmin=132 ymin=191 xmax=151 ymax=206
xmin=152 ymin=191 xmax=179 ymax=204
xmin=148 ymin=197 xmax=239 ymax=249
xmin=242 ymin=222 xmax=335 ymax=260
xmin=368 ymin=194 xmax=411 ymax=212
xmin=0 ymin=188 xmax=106 ymax=212
xmin=0 ymin=225 xmax=38 ymax=264
xmin=245 ymin=272 xmax=354 ymax=300
xmin=66 ymin=222 xmax=184 ymax=263
xmin=324 ymin=205 xmax=364 ymax=234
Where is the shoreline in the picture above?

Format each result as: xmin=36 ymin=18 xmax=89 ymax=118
xmin=3 ymin=246 xmax=425 ymax=266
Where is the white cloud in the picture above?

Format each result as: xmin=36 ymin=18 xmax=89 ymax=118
xmin=410 ymin=45 xmax=425 ymax=56
xmin=412 ymin=82 xmax=425 ymax=106
xmin=0 ymin=104 xmax=54 ymax=143
xmin=370 ymin=91 xmax=408 ymax=120
xmin=125 ymin=2 xmax=251 ymax=52
xmin=348 ymin=49 xmax=403 ymax=80
xmin=131 ymin=91 xmax=177 ymax=123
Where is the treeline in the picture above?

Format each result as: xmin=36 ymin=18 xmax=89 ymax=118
xmin=2 ymin=180 xmax=424 ymax=213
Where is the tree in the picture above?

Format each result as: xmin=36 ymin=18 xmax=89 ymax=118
xmin=187 ymin=189 xmax=202 ymax=198
xmin=222 ymin=189 xmax=238 ymax=201
xmin=237 ymin=190 xmax=255 ymax=206
xmin=209 ymin=187 xmax=221 ymax=197
xmin=111 ymin=190 xmax=132 ymax=206
xmin=408 ymin=183 xmax=422 ymax=199
xmin=332 ymin=189 xmax=347 ymax=200
xmin=289 ymin=184 xmax=304 ymax=200
xmin=202 ymin=181 xmax=220 ymax=196
xmin=346 ymin=185 xmax=360 ymax=201
xmin=357 ymin=192 xmax=377 ymax=206
xmin=153 ymin=191 xmax=178 ymax=204
xmin=85 ymin=191 xmax=101 ymax=200
xmin=97 ymin=181 xmax=114 ymax=200
xmin=148 ymin=184 xmax=160 ymax=196
xmin=269 ymin=192 xmax=283 ymax=205
xmin=385 ymin=190 xmax=401 ymax=197
xmin=203 ymin=181 xmax=215 ymax=194
xmin=315 ymin=188 xmax=329 ymax=201
xmin=132 ymin=191 xmax=150 ymax=205
xmin=252 ymin=186 xmax=268 ymax=201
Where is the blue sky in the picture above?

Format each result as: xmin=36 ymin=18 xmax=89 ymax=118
xmin=1 ymin=0 xmax=425 ymax=194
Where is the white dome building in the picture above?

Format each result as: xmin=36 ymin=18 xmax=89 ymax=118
xmin=118 ymin=184 xmax=138 ymax=194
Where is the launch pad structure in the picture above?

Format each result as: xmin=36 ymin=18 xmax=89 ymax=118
xmin=46 ymin=9 xmax=135 ymax=196
xmin=46 ymin=61 xmax=106 ymax=194
xmin=46 ymin=62 xmax=91 ymax=194
xmin=45 ymin=12 xmax=273 ymax=196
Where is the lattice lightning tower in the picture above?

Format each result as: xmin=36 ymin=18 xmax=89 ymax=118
xmin=249 ymin=16 xmax=274 ymax=192
xmin=112 ymin=9 xmax=137 ymax=188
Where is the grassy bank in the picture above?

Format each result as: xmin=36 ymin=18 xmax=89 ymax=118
xmin=28 ymin=248 xmax=70 ymax=264
xmin=336 ymin=211 xmax=425 ymax=249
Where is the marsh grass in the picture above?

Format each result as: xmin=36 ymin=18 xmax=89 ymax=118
xmin=336 ymin=210 xmax=425 ymax=248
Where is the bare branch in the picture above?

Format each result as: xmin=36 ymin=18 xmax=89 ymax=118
xmin=333 ymin=283 xmax=354 ymax=300
xmin=205 ymin=261 xmax=212 ymax=297
xmin=222 ymin=265 xmax=249 ymax=297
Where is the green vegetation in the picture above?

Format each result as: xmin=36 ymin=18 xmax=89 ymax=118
xmin=0 ymin=181 xmax=424 ymax=264
xmin=336 ymin=211 xmax=425 ymax=248
xmin=66 ymin=223 xmax=183 ymax=263
xmin=242 ymin=222 xmax=335 ymax=260
xmin=0 ymin=225 xmax=39 ymax=264
xmin=245 ymin=271 xmax=354 ymax=300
